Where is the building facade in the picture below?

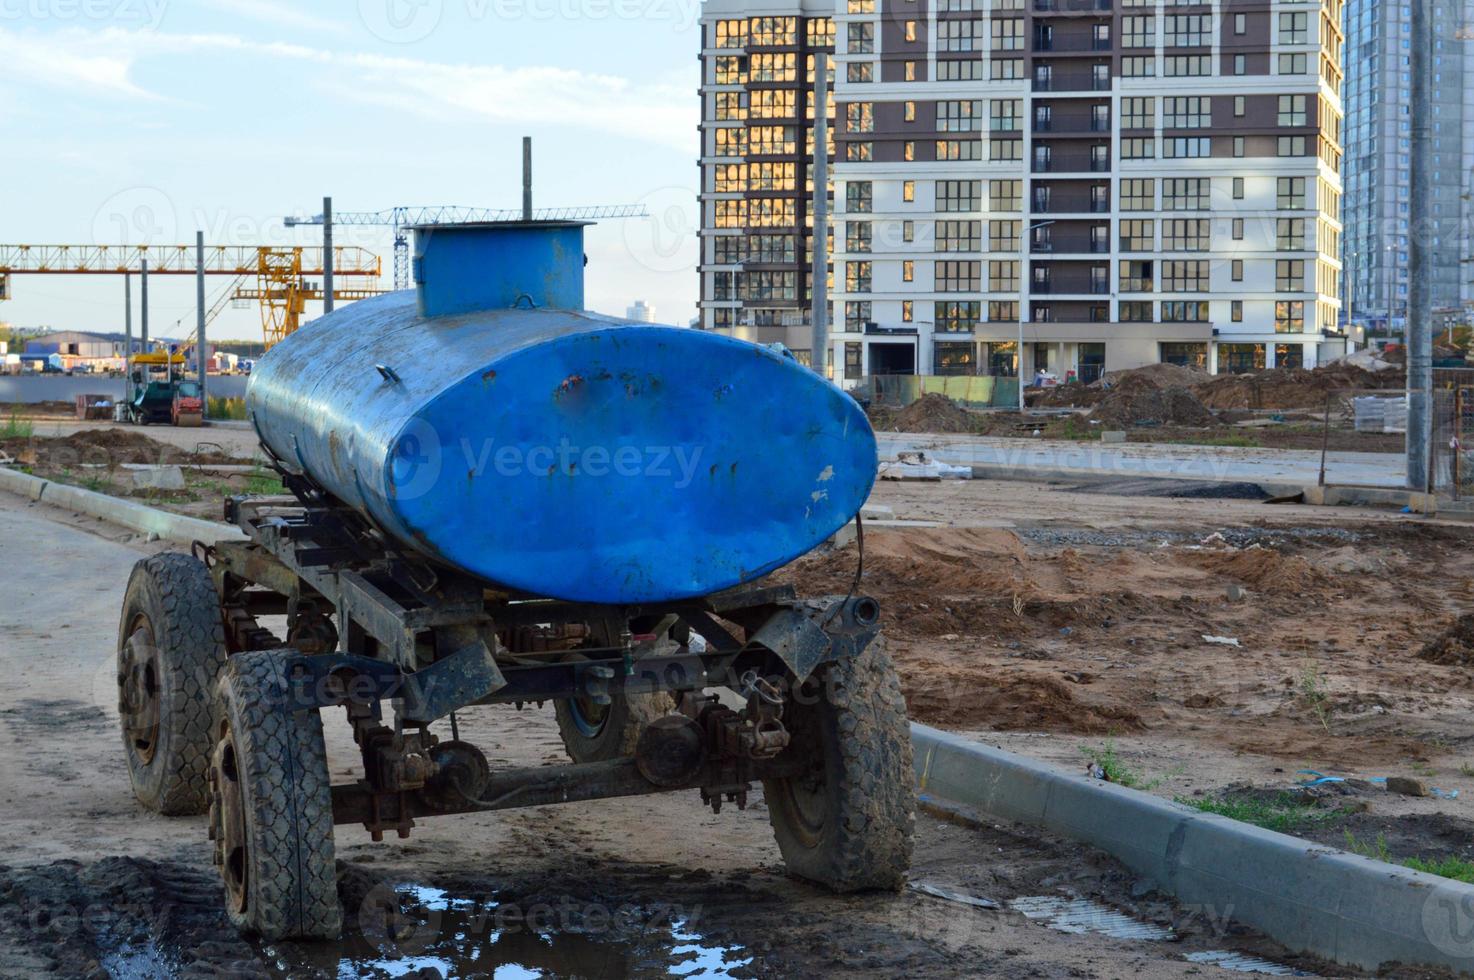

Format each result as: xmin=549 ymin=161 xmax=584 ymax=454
xmin=699 ymin=0 xmax=1347 ymax=380
xmin=1341 ymin=0 xmax=1473 ymax=337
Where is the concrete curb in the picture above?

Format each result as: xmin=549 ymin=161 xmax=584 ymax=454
xmin=912 ymin=724 xmax=1474 ymax=974
xmin=0 ymin=466 xmax=245 ymax=545
xmin=966 ymin=461 xmax=1306 ymax=498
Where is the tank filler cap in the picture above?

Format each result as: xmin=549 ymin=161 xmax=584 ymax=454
xmin=411 ymin=219 xmax=590 ymax=319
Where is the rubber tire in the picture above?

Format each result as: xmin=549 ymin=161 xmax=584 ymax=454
xmin=213 ymin=650 xmax=341 ymax=941
xmin=763 ymin=636 xmax=916 ymax=892
xmin=117 ymin=552 xmax=228 ymax=815
xmin=554 ymin=654 xmax=675 ymax=763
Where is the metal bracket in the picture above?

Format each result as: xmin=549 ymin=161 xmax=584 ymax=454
xmin=748 ymin=595 xmax=880 ymax=683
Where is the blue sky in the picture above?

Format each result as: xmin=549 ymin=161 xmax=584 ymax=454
xmin=0 ymin=0 xmax=701 ymax=340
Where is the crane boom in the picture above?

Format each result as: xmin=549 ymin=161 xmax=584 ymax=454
xmin=0 ymin=243 xmax=379 ymax=276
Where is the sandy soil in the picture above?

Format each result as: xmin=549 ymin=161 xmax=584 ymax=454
xmin=0 ymin=491 xmax=1397 ymax=979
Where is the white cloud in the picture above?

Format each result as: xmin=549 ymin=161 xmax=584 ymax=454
xmin=196 ymin=0 xmax=347 ymax=34
xmin=0 ymin=25 xmax=694 ymax=151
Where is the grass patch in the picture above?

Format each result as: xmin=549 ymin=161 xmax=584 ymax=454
xmin=1178 ymin=792 xmax=1343 ymax=834
xmin=1343 ymin=833 xmax=1474 ymax=884
xmin=1150 ymin=432 xmax=1262 ymax=448
xmin=1299 ymin=659 xmax=1333 ymax=733
xmin=207 ymin=396 xmax=248 ymax=421
xmin=1083 ymin=740 xmax=1178 ymax=791
xmin=1 ymin=406 xmax=33 ymax=439
xmin=245 ymin=467 xmax=283 ymax=495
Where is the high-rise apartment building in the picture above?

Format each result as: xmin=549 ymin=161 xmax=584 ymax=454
xmin=698 ymin=0 xmax=1347 ymax=380
xmin=1341 ymin=0 xmax=1473 ymax=336
xmin=698 ymin=0 xmax=837 ymax=359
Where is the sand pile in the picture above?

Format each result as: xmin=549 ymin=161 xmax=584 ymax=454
xmin=0 ymin=430 xmax=237 ymax=468
xmin=1088 ymin=374 xmax=1219 ymax=428
xmin=1417 ymin=613 xmax=1474 ymax=666
xmin=883 ymin=392 xmax=976 ymax=433
xmin=1184 ymin=546 xmax=1330 ymax=593
xmin=1102 ymin=362 xmax=1208 ymax=388
xmin=1194 ymin=363 xmax=1403 ymax=410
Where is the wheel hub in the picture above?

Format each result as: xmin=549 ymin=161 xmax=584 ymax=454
xmin=211 ymin=727 xmax=250 ymax=915
xmin=118 ymin=623 xmax=161 ymax=764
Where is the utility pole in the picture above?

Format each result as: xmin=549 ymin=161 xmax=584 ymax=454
xmin=196 ymin=230 xmax=207 ymax=407
xmin=1406 ymin=0 xmax=1432 ymax=490
xmin=124 ymin=273 xmax=132 ymax=405
xmin=811 ymin=52 xmax=830 ymax=379
xmin=523 ymin=136 xmax=534 ymax=221
xmin=322 ymin=196 xmax=335 ymax=314
xmin=140 ymin=258 xmax=149 ymax=352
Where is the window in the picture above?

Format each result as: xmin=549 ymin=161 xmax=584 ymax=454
xmin=714 ymin=200 xmax=746 ymax=228
xmin=987 ymin=300 xmax=1017 ymax=322
xmin=746 ymin=198 xmax=795 ymax=228
xmin=991 ymin=17 xmax=1022 ymax=50
xmin=741 ymin=270 xmax=796 ymax=300
xmin=748 ymin=234 xmax=794 ymax=262
xmin=1278 ymin=52 xmax=1308 ymax=74
xmin=714 ymin=92 xmax=746 ymax=121
xmin=846 ymin=22 xmax=873 ymax=54
xmin=1233 ymin=54 xmax=1246 ymax=75
xmin=847 ymin=0 xmax=873 ymax=12
xmin=1164 ymin=13 xmax=1210 ymax=46
xmin=935 ymin=301 xmax=981 ymax=332
xmin=846 ymin=61 xmax=873 ymax=83
xmin=938 ymin=19 xmax=985 ymax=51
xmin=1275 ymin=300 xmax=1305 ymax=332
xmin=1231 ymin=300 xmax=1243 ymax=322
xmin=938 ymin=59 xmax=986 ymax=81
xmin=846 ymin=102 xmax=873 ymax=133
xmin=902 ymin=180 xmax=915 ymax=203
xmin=902 ymin=301 xmax=913 ymax=322
xmin=845 ymin=261 xmax=872 ymax=292
xmin=1162 ymin=96 xmax=1211 ymax=128
xmin=806 ymin=17 xmax=834 ymax=47
xmin=1123 ymin=56 xmax=1155 ymax=78
xmin=1277 ymin=176 xmax=1306 ymax=208
xmin=845 ymin=221 xmax=872 ymax=253
xmin=1119 ymin=219 xmax=1154 ymax=251
xmin=747 ymin=126 xmax=793 ymax=154
xmin=750 ymin=89 xmax=795 ymax=118
xmin=902 ymin=220 xmax=914 ymax=242
xmin=713 ymin=236 xmax=742 ymax=264
xmin=846 ymin=181 xmax=873 ymax=213
xmin=714 ymin=56 xmax=744 ymax=84
xmin=988 ymin=220 xmax=1019 ymax=251
xmin=1162 ymin=218 xmax=1209 ymax=251
xmin=902 ymin=261 xmax=914 ymax=282
xmin=904 ymin=101 xmax=916 ymax=122
xmin=905 ymin=61 xmax=917 ymax=81
xmin=1164 ymin=54 xmax=1210 ymax=76
xmin=1122 ymin=96 xmax=1154 ymax=129
xmin=1232 ymin=218 xmax=1244 ymax=240
xmin=1122 ymin=138 xmax=1155 ymax=160
xmin=750 ymin=52 xmax=796 ymax=82
xmin=1234 ymin=12 xmax=1245 ymax=34
xmin=714 ymin=163 xmax=746 ymax=193
xmin=987 ymin=260 xmax=1018 ymax=292
xmin=934 ymin=340 xmax=972 ymax=374
xmin=714 ymin=19 xmax=746 ymax=48
xmin=989 ymin=99 xmax=1021 ymax=132
xmin=939 ymin=100 xmax=983 ymax=132
xmin=1119 ymin=260 xmax=1153 ymax=292
xmin=1234 ymin=95 xmax=1246 ymax=118
xmin=844 ymin=342 xmax=861 ymax=380
xmin=1278 ymin=94 xmax=1307 ymax=126
xmin=1120 ymin=178 xmax=1155 ymax=211
xmin=990 ymin=138 xmax=1021 ymax=161
xmin=903 ymin=141 xmax=915 ymax=161
xmin=935 ymin=260 xmax=980 ymax=292
xmin=1162 ymin=178 xmax=1209 ymax=210
xmin=1275 ymin=259 xmax=1304 ymax=292
xmin=935 ymin=220 xmax=981 ymax=252
xmin=749 ymin=16 xmax=796 ymax=45
xmin=1163 ymin=137 xmax=1211 ymax=158
xmin=988 ymin=180 xmax=1022 ymax=213
xmin=1120 ymin=301 xmax=1154 ymax=322
xmin=1162 ymin=301 xmax=1209 ymax=322
xmin=846 ymin=142 xmax=873 ymax=162
xmin=1278 ymin=135 xmax=1306 ymax=156
xmin=844 ymin=301 xmax=871 ymax=329
xmin=1233 ymin=136 xmax=1245 ymax=157
xmin=1122 ymin=14 xmax=1154 ymax=47
xmin=1233 ymin=177 xmax=1244 ymax=199
xmin=904 ymin=20 xmax=917 ymax=42
xmin=990 ymin=58 xmax=1022 ymax=80
xmin=1279 ymin=11 xmax=1308 ymax=44
xmin=937 ymin=138 xmax=984 ymax=161
xmin=1231 ymin=259 xmax=1243 ymax=282
xmin=1161 ymin=260 xmax=1209 ymax=292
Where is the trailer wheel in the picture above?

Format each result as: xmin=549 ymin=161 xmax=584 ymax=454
xmin=117 ymin=553 xmax=228 ymax=815
xmin=554 ymin=652 xmax=675 ymax=763
xmin=763 ymin=636 xmax=915 ymax=892
xmin=209 ymin=649 xmax=341 ymax=941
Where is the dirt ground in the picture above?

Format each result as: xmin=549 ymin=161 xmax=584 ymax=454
xmin=4 ymin=491 xmax=1448 ymax=978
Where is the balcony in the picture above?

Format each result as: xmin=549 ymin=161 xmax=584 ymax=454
xmin=1034 ymin=0 xmax=1111 ymax=11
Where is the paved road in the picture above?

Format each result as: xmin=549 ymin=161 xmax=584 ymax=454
xmin=878 ymin=431 xmax=1407 ymax=488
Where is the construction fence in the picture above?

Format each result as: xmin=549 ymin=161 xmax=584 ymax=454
xmin=858 ymin=374 xmax=1022 ymax=410
xmin=1317 ymin=383 xmax=1474 ymax=496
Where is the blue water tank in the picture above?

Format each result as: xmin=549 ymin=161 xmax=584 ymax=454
xmin=247 ymin=221 xmax=875 ymax=604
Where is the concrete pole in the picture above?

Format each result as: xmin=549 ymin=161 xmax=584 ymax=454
xmin=1406 ymin=0 xmax=1432 ymax=490
xmin=522 ymin=136 xmax=533 ymax=221
xmin=196 ymin=231 xmax=207 ymax=406
xmin=811 ymin=52 xmax=829 ymax=378
xmin=124 ymin=273 xmax=132 ymax=404
xmin=322 ymin=196 xmax=335 ymax=314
